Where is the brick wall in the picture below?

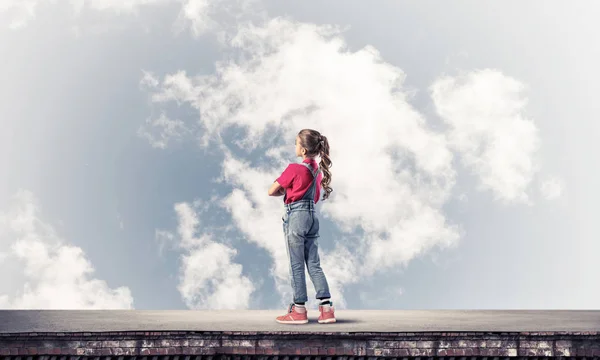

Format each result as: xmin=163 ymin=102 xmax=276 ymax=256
xmin=1 ymin=331 xmax=599 ymax=358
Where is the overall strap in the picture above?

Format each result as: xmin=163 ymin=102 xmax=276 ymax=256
xmin=301 ymin=162 xmax=319 ymax=178
xmin=300 ymin=162 xmax=320 ymax=201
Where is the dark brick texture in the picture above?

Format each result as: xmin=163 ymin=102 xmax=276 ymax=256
xmin=1 ymin=331 xmax=599 ymax=359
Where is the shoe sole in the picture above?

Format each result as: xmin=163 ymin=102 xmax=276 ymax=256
xmin=318 ymin=318 xmax=336 ymax=323
xmin=276 ymin=319 xmax=308 ymax=324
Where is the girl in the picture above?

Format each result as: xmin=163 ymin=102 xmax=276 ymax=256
xmin=268 ymin=129 xmax=336 ymax=324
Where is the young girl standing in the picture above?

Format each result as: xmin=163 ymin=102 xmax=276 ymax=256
xmin=267 ymin=129 xmax=336 ymax=324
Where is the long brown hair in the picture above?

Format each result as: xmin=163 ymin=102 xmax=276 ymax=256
xmin=297 ymin=129 xmax=333 ymax=200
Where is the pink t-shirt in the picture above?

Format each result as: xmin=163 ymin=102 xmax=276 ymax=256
xmin=276 ymin=158 xmax=322 ymax=204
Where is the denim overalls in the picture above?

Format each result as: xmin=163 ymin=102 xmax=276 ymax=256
xmin=282 ymin=162 xmax=331 ymax=304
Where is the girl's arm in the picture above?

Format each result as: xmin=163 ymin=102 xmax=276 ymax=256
xmin=268 ymin=181 xmax=285 ymax=196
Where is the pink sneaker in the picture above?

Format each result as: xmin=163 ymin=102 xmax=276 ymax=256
xmin=318 ymin=302 xmax=336 ymax=323
xmin=276 ymin=303 xmax=308 ymax=324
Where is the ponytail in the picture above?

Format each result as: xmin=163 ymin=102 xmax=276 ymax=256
xmin=297 ymin=129 xmax=333 ymax=200
xmin=318 ymin=135 xmax=333 ymax=200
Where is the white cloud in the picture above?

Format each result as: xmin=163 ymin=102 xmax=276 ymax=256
xmin=144 ymin=18 xmax=463 ymax=309
xmin=155 ymin=229 xmax=176 ymax=257
xmin=158 ymin=201 xmax=255 ymax=309
xmin=1 ymin=0 xmax=257 ymax=37
xmin=137 ymin=113 xmax=190 ymax=149
xmin=172 ymin=0 xmax=214 ymax=37
xmin=0 ymin=0 xmax=43 ymax=29
xmin=71 ymin=0 xmax=172 ymax=14
xmin=0 ymin=190 xmax=134 ymax=309
xmin=172 ymin=0 xmax=261 ymax=38
xmin=431 ymin=69 xmax=541 ymax=204
xmin=1 ymin=0 xmax=172 ymax=30
xmin=540 ymin=176 xmax=563 ymax=200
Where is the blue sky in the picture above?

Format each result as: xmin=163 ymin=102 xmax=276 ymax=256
xmin=0 ymin=0 xmax=598 ymax=311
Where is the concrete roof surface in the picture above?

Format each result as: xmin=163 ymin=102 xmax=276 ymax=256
xmin=1 ymin=310 xmax=599 ymax=333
